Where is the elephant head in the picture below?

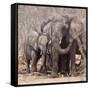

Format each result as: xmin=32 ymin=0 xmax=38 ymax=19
xmin=40 ymin=16 xmax=73 ymax=55
xmin=50 ymin=15 xmax=73 ymax=54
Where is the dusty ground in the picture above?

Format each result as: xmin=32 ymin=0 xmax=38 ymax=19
xmin=18 ymin=73 xmax=86 ymax=85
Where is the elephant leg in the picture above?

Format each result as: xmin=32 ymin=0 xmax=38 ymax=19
xmin=46 ymin=54 xmax=52 ymax=71
xmin=40 ymin=50 xmax=48 ymax=74
xmin=69 ymin=41 xmax=77 ymax=76
xmin=69 ymin=53 xmax=76 ymax=76
xmin=31 ymin=51 xmax=38 ymax=72
xmin=50 ymin=50 xmax=59 ymax=77
xmin=65 ymin=53 xmax=70 ymax=75
xmin=76 ymin=37 xmax=86 ymax=74
xmin=38 ymin=46 xmax=48 ymax=73
xmin=39 ymin=55 xmax=46 ymax=73
xmin=45 ymin=54 xmax=50 ymax=71
xmin=42 ymin=54 xmax=50 ymax=73
xmin=60 ymin=55 xmax=66 ymax=75
xmin=26 ymin=59 xmax=30 ymax=73
xmin=76 ymin=37 xmax=85 ymax=60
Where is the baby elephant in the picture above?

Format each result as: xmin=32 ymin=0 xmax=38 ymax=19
xmin=24 ymin=30 xmax=49 ymax=74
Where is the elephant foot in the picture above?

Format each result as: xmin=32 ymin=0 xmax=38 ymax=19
xmin=39 ymin=70 xmax=47 ymax=74
xmin=31 ymin=72 xmax=47 ymax=76
xmin=48 ymin=72 xmax=59 ymax=78
xmin=31 ymin=67 xmax=37 ymax=73
xmin=61 ymin=71 xmax=66 ymax=75
xmin=63 ymin=73 xmax=69 ymax=77
xmin=69 ymin=72 xmax=76 ymax=77
xmin=30 ymin=72 xmax=39 ymax=76
xmin=58 ymin=72 xmax=69 ymax=77
xmin=38 ymin=67 xmax=47 ymax=74
xmin=26 ymin=69 xmax=30 ymax=74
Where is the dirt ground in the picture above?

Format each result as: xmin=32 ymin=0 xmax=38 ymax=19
xmin=18 ymin=73 xmax=86 ymax=85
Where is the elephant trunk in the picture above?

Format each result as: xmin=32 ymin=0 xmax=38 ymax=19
xmin=54 ymin=41 xmax=72 ymax=54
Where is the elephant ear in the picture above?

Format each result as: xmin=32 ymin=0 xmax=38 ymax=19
xmin=69 ymin=16 xmax=83 ymax=39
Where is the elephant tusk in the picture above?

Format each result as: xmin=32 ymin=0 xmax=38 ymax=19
xmin=48 ymin=40 xmax=51 ymax=45
xmin=59 ymin=40 xmax=61 ymax=45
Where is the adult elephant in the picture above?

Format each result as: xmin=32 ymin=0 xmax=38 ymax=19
xmin=59 ymin=35 xmax=80 ymax=76
xmin=58 ymin=16 xmax=86 ymax=76
xmin=42 ymin=15 xmax=86 ymax=77
xmin=40 ymin=16 xmax=74 ymax=77
xmin=69 ymin=16 xmax=86 ymax=60
xmin=67 ymin=16 xmax=86 ymax=76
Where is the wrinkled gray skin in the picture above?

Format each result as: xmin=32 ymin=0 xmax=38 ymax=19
xmin=41 ymin=16 xmax=74 ymax=77
xmin=41 ymin=16 xmax=86 ymax=77
xmin=69 ymin=16 xmax=86 ymax=56
xmin=58 ymin=16 xmax=86 ymax=76
xmin=42 ymin=16 xmax=73 ymax=54
xmin=24 ymin=16 xmax=73 ymax=74
xmin=24 ymin=18 xmax=54 ymax=74
xmin=67 ymin=16 xmax=86 ymax=76
xmin=24 ymin=32 xmax=41 ymax=73
xmin=60 ymin=36 xmax=79 ymax=76
xmin=24 ymin=15 xmax=86 ymax=76
xmin=24 ymin=28 xmax=50 ymax=73
xmin=59 ymin=36 xmax=70 ymax=76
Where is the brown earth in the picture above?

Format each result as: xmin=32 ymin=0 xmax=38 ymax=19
xmin=18 ymin=73 xmax=86 ymax=85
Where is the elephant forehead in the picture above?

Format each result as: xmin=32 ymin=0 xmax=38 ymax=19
xmin=54 ymin=21 xmax=64 ymax=28
xmin=53 ymin=22 xmax=63 ymax=35
xmin=38 ymin=35 xmax=48 ymax=45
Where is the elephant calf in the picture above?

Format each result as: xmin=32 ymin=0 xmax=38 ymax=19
xmin=24 ymin=29 xmax=50 ymax=74
xmin=24 ymin=30 xmax=41 ymax=73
